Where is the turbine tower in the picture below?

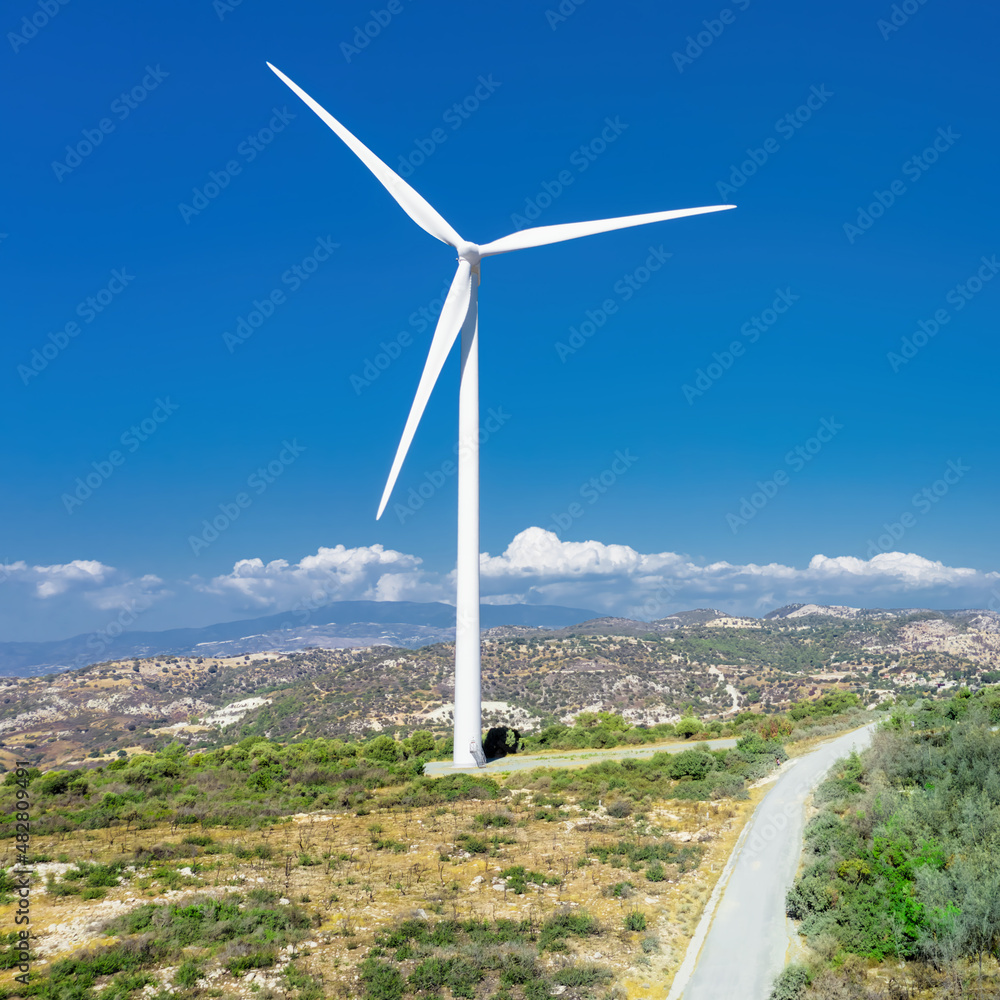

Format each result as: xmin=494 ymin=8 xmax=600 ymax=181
xmin=268 ymin=63 xmax=734 ymax=767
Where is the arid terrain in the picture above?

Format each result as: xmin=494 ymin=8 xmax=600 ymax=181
xmin=1 ymin=606 xmax=997 ymax=769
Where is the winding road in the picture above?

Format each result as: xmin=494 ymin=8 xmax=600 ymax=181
xmin=671 ymin=723 xmax=876 ymax=1000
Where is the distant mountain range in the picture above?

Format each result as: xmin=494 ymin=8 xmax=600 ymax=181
xmin=3 ymin=600 xmax=998 ymax=678
xmin=0 ymin=601 xmax=599 ymax=676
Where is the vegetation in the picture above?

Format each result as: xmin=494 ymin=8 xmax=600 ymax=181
xmin=4 ymin=607 xmax=966 ymax=768
xmin=0 ymin=892 xmax=313 ymax=1000
xmin=787 ymin=686 xmax=1000 ymax=997
xmin=360 ymin=914 xmax=612 ymax=999
xmin=0 ymin=735 xmax=438 ymax=837
xmin=506 ymin=730 xmax=789 ymax=806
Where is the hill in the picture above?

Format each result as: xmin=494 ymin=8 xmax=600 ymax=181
xmin=0 ymin=600 xmax=598 ymax=676
xmin=2 ymin=607 xmax=1000 ymax=769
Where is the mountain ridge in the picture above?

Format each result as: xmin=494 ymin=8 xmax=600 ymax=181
xmin=4 ymin=600 xmax=1000 ymax=678
xmin=0 ymin=600 xmax=599 ymax=676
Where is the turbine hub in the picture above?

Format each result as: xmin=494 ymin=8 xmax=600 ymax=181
xmin=456 ymin=241 xmax=481 ymax=264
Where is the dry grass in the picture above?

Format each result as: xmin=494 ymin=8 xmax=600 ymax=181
xmin=0 ymin=775 xmax=769 ymax=998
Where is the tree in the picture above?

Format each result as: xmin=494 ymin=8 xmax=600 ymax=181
xmin=407 ymin=730 xmax=436 ymax=757
xmin=675 ymin=718 xmax=701 ymax=739
xmin=363 ymin=735 xmax=401 ymax=765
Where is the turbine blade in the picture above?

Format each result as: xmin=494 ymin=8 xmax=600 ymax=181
xmin=267 ymin=62 xmax=463 ymax=248
xmin=479 ymin=204 xmax=735 ymax=256
xmin=376 ymin=260 xmax=474 ymax=520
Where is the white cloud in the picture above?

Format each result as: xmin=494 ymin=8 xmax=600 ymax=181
xmin=191 ymin=528 xmax=1000 ymax=620
xmin=196 ymin=543 xmax=433 ymax=611
xmin=0 ymin=560 xmax=169 ymax=643
xmin=1 ymin=558 xmax=164 ymax=604
xmin=3 ymin=531 xmax=999 ymax=642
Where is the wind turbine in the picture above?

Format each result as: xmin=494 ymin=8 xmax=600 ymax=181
xmin=267 ymin=63 xmax=735 ymax=767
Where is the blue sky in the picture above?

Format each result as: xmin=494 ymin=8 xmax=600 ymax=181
xmin=3 ymin=0 xmax=999 ymax=641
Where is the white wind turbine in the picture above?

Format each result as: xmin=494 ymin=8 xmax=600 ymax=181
xmin=267 ymin=63 xmax=734 ymax=767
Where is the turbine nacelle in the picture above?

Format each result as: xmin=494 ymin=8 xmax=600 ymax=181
xmin=456 ymin=241 xmax=482 ymax=276
xmin=456 ymin=241 xmax=482 ymax=264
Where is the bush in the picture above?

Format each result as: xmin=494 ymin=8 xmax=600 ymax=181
xmin=624 ymin=909 xmax=647 ymax=932
xmin=768 ymin=964 xmax=810 ymax=1000
xmin=601 ymin=881 xmax=634 ymax=899
xmin=175 ymin=958 xmax=203 ymax=987
xmin=539 ymin=911 xmax=600 ymax=951
xmin=500 ymin=866 xmax=559 ymax=894
xmin=551 ymin=964 xmax=612 ymax=987
xmin=363 ymin=736 xmax=401 ymax=766
xmin=669 ymin=749 xmax=715 ymax=780
xmin=456 ymin=834 xmax=488 ymax=854
xmin=645 ymin=861 xmax=666 ymax=882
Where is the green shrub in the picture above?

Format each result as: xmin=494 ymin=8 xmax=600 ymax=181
xmin=601 ymin=880 xmax=634 ymax=898
xmin=174 ymin=958 xmax=203 ymax=987
xmin=624 ymin=909 xmax=647 ymax=932
xmin=226 ymin=949 xmax=276 ymax=975
xmin=551 ymin=964 xmax=613 ymax=987
xmin=539 ymin=911 xmax=600 ymax=951
xmin=645 ymin=861 xmax=667 ymax=882
xmin=182 ymin=833 xmax=214 ymax=847
xmin=499 ymin=865 xmax=560 ymax=894
xmin=359 ymin=956 xmax=405 ymax=1000
xmin=768 ymin=964 xmax=810 ymax=1000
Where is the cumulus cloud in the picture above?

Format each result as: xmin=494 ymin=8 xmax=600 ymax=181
xmin=0 ymin=559 xmax=169 ymax=642
xmin=3 ymin=531 xmax=999 ymax=642
xmin=195 ymin=543 xmax=440 ymax=612
xmin=1 ymin=559 xmax=165 ymax=605
xmin=189 ymin=529 xmax=1000 ymax=620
